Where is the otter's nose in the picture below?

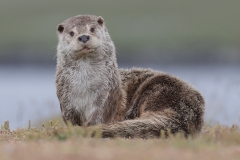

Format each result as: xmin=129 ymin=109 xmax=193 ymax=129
xmin=78 ymin=35 xmax=90 ymax=43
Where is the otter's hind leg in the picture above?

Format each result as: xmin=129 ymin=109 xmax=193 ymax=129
xmin=126 ymin=74 xmax=204 ymax=135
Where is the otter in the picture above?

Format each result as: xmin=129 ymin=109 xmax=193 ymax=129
xmin=55 ymin=15 xmax=204 ymax=138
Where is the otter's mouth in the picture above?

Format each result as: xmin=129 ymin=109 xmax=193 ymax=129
xmin=75 ymin=47 xmax=95 ymax=54
xmin=80 ymin=47 xmax=91 ymax=52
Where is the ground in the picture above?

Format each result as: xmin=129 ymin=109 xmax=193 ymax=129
xmin=1 ymin=121 xmax=240 ymax=160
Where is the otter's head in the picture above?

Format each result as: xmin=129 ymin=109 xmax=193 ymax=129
xmin=57 ymin=15 xmax=113 ymax=59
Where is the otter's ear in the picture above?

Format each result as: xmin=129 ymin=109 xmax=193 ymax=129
xmin=97 ymin=16 xmax=104 ymax=27
xmin=57 ymin=24 xmax=64 ymax=33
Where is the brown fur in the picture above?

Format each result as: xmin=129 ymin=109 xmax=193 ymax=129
xmin=56 ymin=15 xmax=205 ymax=138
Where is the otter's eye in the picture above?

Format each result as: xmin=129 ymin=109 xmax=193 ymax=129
xmin=90 ymin=28 xmax=95 ymax=33
xmin=69 ymin=31 xmax=74 ymax=37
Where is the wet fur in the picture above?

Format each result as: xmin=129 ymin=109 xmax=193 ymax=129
xmin=56 ymin=15 xmax=205 ymax=138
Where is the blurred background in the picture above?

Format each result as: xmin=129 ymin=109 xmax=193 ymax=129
xmin=1 ymin=0 xmax=240 ymax=129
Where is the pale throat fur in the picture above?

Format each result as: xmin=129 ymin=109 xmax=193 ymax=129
xmin=56 ymin=15 xmax=125 ymax=126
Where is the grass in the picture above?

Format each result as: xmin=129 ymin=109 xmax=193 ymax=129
xmin=1 ymin=120 xmax=240 ymax=160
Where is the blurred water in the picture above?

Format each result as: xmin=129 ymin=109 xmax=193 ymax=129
xmin=0 ymin=64 xmax=240 ymax=129
xmin=0 ymin=65 xmax=59 ymax=129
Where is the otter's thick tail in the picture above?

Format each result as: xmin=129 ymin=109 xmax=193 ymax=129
xmin=102 ymin=113 xmax=182 ymax=139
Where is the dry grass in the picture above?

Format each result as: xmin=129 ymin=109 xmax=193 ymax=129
xmin=1 ymin=121 xmax=240 ymax=160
